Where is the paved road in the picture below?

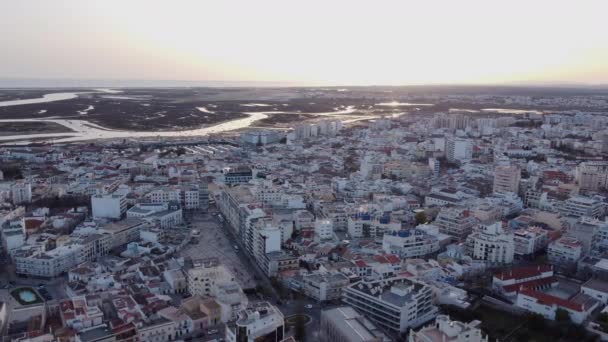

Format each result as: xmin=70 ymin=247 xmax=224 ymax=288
xmin=210 ymin=205 xmax=326 ymax=341
xmin=180 ymin=210 xmax=256 ymax=289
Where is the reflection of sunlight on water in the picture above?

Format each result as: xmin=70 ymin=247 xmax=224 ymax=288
xmin=0 ymin=92 xmax=80 ymax=107
xmin=376 ymin=101 xmax=433 ymax=107
xmin=482 ymin=108 xmax=543 ymax=115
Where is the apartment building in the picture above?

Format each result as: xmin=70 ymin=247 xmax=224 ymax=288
xmin=409 ymin=315 xmax=488 ymax=342
xmin=11 ymin=182 xmax=32 ymax=204
xmin=434 ymin=207 xmax=477 ymax=241
xmin=348 ymin=213 xmax=401 ymax=239
xmin=513 ymin=226 xmax=549 ymax=256
xmin=342 ymin=277 xmax=437 ymax=334
xmin=559 ymin=196 xmax=604 ymax=218
xmin=493 ymin=164 xmax=521 ymax=195
xmin=382 ymin=229 xmax=440 ymax=259
xmin=91 ymin=192 xmax=128 ymax=219
xmin=187 ymin=258 xmax=234 ymax=297
xmin=576 ymin=161 xmax=608 ymax=191
xmin=547 ymin=237 xmax=583 ymax=266
xmin=446 ymin=138 xmax=472 ymax=163
xmin=226 ymin=302 xmax=284 ymax=342
xmin=302 ymin=272 xmax=350 ymax=302
xmin=465 ymin=222 xmax=514 ymax=264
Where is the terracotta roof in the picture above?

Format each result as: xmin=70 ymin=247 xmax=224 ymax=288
xmin=494 ymin=265 xmax=553 ymax=281
xmin=519 ymin=288 xmax=583 ymax=312
xmin=503 ymin=276 xmax=558 ymax=293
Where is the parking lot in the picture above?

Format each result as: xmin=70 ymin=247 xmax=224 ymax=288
xmin=179 ymin=212 xmax=256 ymax=289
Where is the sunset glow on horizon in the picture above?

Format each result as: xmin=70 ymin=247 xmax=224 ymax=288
xmin=1 ymin=0 xmax=607 ymax=86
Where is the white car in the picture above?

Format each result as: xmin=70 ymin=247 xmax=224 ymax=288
xmin=304 ymin=304 xmax=313 ymax=309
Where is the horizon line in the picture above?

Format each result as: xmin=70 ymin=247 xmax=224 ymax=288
xmin=0 ymin=77 xmax=607 ymax=89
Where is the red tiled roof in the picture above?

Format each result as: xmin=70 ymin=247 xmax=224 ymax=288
xmin=503 ymin=276 xmax=558 ymax=293
xmin=354 ymin=260 xmax=367 ymax=268
xmin=494 ymin=265 xmax=553 ymax=281
xmin=384 ymin=254 xmax=401 ymax=264
xmin=519 ymin=288 xmax=583 ymax=312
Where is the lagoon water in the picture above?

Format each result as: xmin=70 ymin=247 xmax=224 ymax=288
xmin=0 ymin=92 xmax=364 ymax=144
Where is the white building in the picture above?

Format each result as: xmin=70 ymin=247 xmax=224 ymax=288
xmin=240 ymin=130 xmax=281 ymax=145
xmin=92 ymin=192 xmax=127 ymax=219
xmin=14 ymin=243 xmax=84 ymax=278
xmin=303 ymin=272 xmax=350 ymax=302
xmin=446 ymin=138 xmax=472 ymax=163
xmin=348 ymin=213 xmax=401 ymax=239
xmin=434 ymin=207 xmax=477 ymax=241
xmin=145 ymin=185 xmax=204 ymax=210
xmin=581 ymin=279 xmax=608 ymax=305
xmin=559 ymin=196 xmax=604 ymax=218
xmin=314 ymin=219 xmax=334 ymax=241
xmin=226 ymin=302 xmax=285 ymax=342
xmin=409 ymin=315 xmax=488 ymax=342
xmin=547 ymin=236 xmax=583 ymax=266
xmin=342 ymin=277 xmax=438 ymax=334
xmin=465 ymin=222 xmax=514 ymax=264
xmin=127 ymin=202 xmax=183 ymax=229
xmin=428 ymin=158 xmax=440 ymax=177
xmin=382 ymin=229 xmax=440 ymax=259
xmin=492 ymin=265 xmax=554 ymax=297
xmin=513 ymin=226 xmax=548 ymax=256
xmin=11 ymin=182 xmax=32 ymax=204
xmin=516 ymin=288 xmax=598 ymax=324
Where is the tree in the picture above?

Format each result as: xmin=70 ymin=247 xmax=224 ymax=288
xmin=555 ymin=308 xmax=570 ymax=323
xmin=597 ymin=312 xmax=608 ymax=332
xmin=526 ymin=313 xmax=546 ymax=330
xmin=415 ymin=211 xmax=427 ymax=225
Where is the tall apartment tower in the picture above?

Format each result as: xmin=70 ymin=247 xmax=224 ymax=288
xmin=493 ymin=164 xmax=521 ymax=195
xmin=446 ymin=138 xmax=472 ymax=163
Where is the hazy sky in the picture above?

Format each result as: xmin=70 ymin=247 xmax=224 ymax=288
xmin=1 ymin=0 xmax=607 ymax=86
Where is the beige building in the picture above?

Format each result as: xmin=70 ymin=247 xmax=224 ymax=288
xmin=493 ymin=164 xmax=521 ymax=194
xmin=576 ymin=161 xmax=608 ymax=191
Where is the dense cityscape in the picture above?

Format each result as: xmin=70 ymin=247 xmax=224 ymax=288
xmin=1 ymin=88 xmax=608 ymax=341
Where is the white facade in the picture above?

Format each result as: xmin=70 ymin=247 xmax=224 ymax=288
xmin=547 ymin=236 xmax=583 ymax=265
xmin=92 ymin=193 xmax=127 ymax=219
xmin=428 ymin=158 xmax=440 ymax=177
xmin=343 ymin=277 xmax=438 ymax=334
xmin=465 ymin=222 xmax=514 ymax=264
xmin=581 ymin=279 xmax=608 ymax=305
xmin=515 ymin=289 xmax=598 ymax=324
xmin=513 ymin=227 xmax=548 ymax=256
xmin=11 ymin=182 xmax=32 ymax=204
xmin=446 ymin=138 xmax=472 ymax=163
xmin=382 ymin=229 xmax=440 ymax=259
xmin=409 ymin=315 xmax=488 ymax=342
xmin=226 ymin=302 xmax=284 ymax=342
xmin=314 ymin=219 xmax=334 ymax=241
xmin=434 ymin=207 xmax=477 ymax=240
